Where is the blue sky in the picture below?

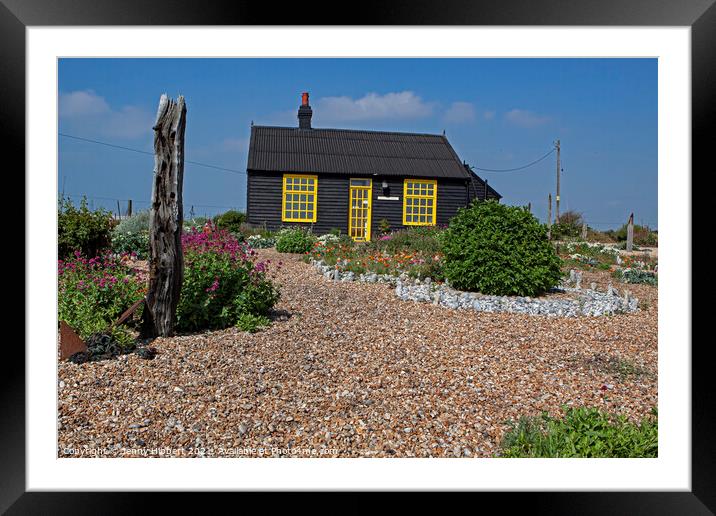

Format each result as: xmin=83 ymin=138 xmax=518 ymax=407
xmin=58 ymin=58 xmax=657 ymax=229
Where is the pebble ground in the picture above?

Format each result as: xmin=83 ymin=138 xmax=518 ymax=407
xmin=58 ymin=249 xmax=658 ymax=458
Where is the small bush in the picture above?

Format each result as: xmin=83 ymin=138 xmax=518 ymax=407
xmin=177 ymin=225 xmax=279 ymax=332
xmin=551 ymin=210 xmax=585 ymax=240
xmin=58 ymin=196 xmax=114 ymax=259
xmin=276 ymin=228 xmax=315 ymax=254
xmin=58 ymin=252 xmax=145 ymax=348
xmin=112 ymin=211 xmax=150 ymax=258
xmin=236 ymin=313 xmax=271 ymax=333
xmin=442 ymin=201 xmax=563 ymax=296
xmin=214 ymin=210 xmax=246 ymax=234
xmin=499 ymin=406 xmax=658 ymax=458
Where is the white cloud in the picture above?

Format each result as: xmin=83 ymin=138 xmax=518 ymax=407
xmin=59 ymin=90 xmax=110 ymax=117
xmin=59 ymin=90 xmax=153 ymax=139
xmin=483 ymin=110 xmax=496 ymax=120
xmin=505 ymin=109 xmax=551 ymax=128
xmin=315 ymin=91 xmax=434 ymax=122
xmin=443 ymin=102 xmax=476 ymax=124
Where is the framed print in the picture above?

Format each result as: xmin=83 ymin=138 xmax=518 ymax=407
xmin=3 ymin=0 xmax=711 ymax=510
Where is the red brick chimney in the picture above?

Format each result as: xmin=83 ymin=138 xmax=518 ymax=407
xmin=298 ymin=91 xmax=312 ymax=129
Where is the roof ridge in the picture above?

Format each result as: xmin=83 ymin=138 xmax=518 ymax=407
xmin=251 ymin=125 xmax=445 ymax=138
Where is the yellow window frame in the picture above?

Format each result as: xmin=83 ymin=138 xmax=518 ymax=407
xmin=281 ymin=174 xmax=318 ymax=223
xmin=403 ymin=179 xmax=437 ymax=226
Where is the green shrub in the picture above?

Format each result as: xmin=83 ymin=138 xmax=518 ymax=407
xmin=499 ymin=406 xmax=658 ymax=458
xmin=58 ymin=196 xmax=114 ymax=259
xmin=111 ymin=211 xmax=150 ymax=258
xmin=275 ymin=228 xmax=315 ymax=254
xmin=551 ymin=210 xmax=584 ymax=240
xmin=236 ymin=313 xmax=271 ymax=333
xmin=114 ymin=210 xmax=150 ymax=234
xmin=214 ymin=210 xmax=246 ymax=233
xmin=58 ymin=252 xmax=145 ymax=349
xmin=442 ymin=201 xmax=563 ymax=296
xmin=177 ymin=226 xmax=279 ymax=332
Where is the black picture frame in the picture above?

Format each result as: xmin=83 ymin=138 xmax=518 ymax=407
xmin=4 ymin=0 xmax=708 ymax=510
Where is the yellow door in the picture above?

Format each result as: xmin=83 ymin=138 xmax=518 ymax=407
xmin=349 ymin=178 xmax=372 ymax=241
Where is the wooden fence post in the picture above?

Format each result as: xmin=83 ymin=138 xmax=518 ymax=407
xmin=626 ymin=213 xmax=634 ymax=252
xmin=581 ymin=223 xmax=587 ymax=240
xmin=141 ymin=94 xmax=187 ymax=338
xmin=127 ymin=199 xmax=133 ymax=217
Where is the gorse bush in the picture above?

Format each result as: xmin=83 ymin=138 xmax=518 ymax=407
xmin=214 ymin=210 xmax=246 ymax=234
xmin=111 ymin=211 xmax=150 ymax=258
xmin=58 ymin=252 xmax=146 ymax=348
xmin=275 ymin=227 xmax=315 ymax=254
xmin=58 ymin=196 xmax=114 ymax=259
xmin=441 ymin=201 xmax=563 ymax=296
xmin=499 ymin=406 xmax=658 ymax=458
xmin=177 ymin=224 xmax=280 ymax=332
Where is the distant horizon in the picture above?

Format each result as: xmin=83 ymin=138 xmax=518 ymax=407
xmin=58 ymin=58 xmax=657 ymax=230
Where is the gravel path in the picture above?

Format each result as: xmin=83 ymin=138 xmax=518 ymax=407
xmin=58 ymin=249 xmax=658 ymax=458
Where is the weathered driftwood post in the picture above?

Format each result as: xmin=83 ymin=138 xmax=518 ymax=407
xmin=547 ymin=193 xmax=552 ymax=240
xmin=581 ymin=223 xmax=588 ymax=240
xmin=626 ymin=212 xmax=634 ymax=252
xmin=141 ymin=94 xmax=186 ymax=338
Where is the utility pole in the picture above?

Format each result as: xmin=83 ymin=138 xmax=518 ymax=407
xmin=547 ymin=193 xmax=552 ymax=240
xmin=555 ymin=139 xmax=561 ymax=223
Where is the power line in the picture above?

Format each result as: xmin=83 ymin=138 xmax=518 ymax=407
xmin=63 ymin=193 xmax=244 ymax=211
xmin=470 ymin=147 xmax=556 ymax=172
xmin=59 ymin=133 xmax=246 ymax=175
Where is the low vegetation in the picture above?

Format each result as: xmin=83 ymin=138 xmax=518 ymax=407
xmin=111 ymin=210 xmax=150 ymax=259
xmin=177 ymin=224 xmax=280 ymax=332
xmin=499 ymin=406 xmax=658 ymax=458
xmin=275 ymin=227 xmax=315 ymax=254
xmin=58 ymin=251 xmax=146 ymax=349
xmin=58 ymin=196 xmax=114 ymax=259
xmin=214 ymin=209 xmax=246 ymax=235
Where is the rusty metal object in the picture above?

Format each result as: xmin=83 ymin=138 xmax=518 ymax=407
xmin=59 ymin=321 xmax=88 ymax=360
xmin=110 ymin=298 xmax=145 ymax=329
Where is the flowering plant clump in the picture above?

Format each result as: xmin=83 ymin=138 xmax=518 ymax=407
xmin=306 ymin=236 xmax=444 ymax=280
xmin=58 ymin=251 xmax=146 ymax=348
xmin=177 ymin=223 xmax=280 ymax=332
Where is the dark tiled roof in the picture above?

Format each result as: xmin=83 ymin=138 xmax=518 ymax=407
xmin=247 ymin=126 xmax=472 ymax=179
xmin=466 ymin=165 xmax=503 ymax=200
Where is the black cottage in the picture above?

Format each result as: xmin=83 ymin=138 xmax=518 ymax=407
xmin=246 ymin=92 xmax=501 ymax=241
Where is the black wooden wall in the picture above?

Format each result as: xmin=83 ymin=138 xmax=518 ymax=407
xmin=246 ymin=170 xmax=474 ymax=237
